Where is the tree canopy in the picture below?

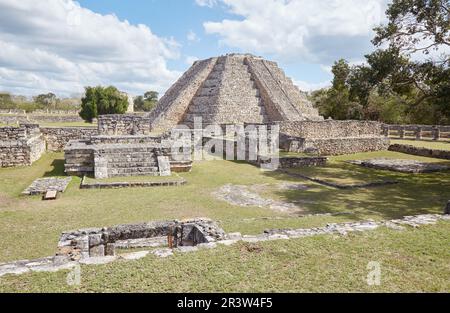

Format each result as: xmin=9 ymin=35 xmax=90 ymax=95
xmin=134 ymin=90 xmax=159 ymax=112
xmin=311 ymin=0 xmax=450 ymax=124
xmin=79 ymin=86 xmax=129 ymax=122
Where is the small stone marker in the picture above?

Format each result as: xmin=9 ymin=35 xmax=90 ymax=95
xmin=43 ymin=190 xmax=58 ymax=201
xmin=157 ymin=156 xmax=171 ymax=176
xmin=445 ymin=201 xmax=450 ymax=215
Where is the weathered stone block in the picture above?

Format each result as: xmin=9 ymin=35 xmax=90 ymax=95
xmin=89 ymin=244 xmax=105 ymax=257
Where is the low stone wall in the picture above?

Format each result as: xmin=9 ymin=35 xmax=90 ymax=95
xmin=56 ymin=218 xmax=226 ymax=260
xmin=280 ymin=120 xmax=384 ymax=138
xmin=388 ymin=144 xmax=450 ymax=160
xmin=40 ymin=127 xmax=98 ymax=151
xmin=249 ymin=155 xmax=327 ymax=169
xmin=29 ymin=114 xmax=83 ymax=123
xmin=0 ymin=109 xmax=26 ymax=114
xmin=0 ymin=112 xmax=83 ymax=125
xmin=281 ymin=136 xmax=390 ymax=156
xmin=0 ymin=124 xmax=46 ymax=167
xmin=0 ymin=114 xmax=28 ymax=125
xmin=383 ymin=124 xmax=450 ymax=140
xmin=98 ymin=114 xmax=153 ymax=135
xmin=80 ymin=177 xmax=187 ymax=189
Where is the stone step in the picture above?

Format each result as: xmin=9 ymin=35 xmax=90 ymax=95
xmin=183 ymin=115 xmax=266 ymax=124
xmin=107 ymin=162 xmax=158 ymax=169
xmin=108 ymin=167 xmax=159 ymax=176
xmin=187 ymin=106 xmax=266 ymax=116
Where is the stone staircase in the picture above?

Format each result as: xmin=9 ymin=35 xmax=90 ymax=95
xmin=262 ymin=61 xmax=322 ymax=120
xmin=182 ymin=55 xmax=268 ymax=127
xmin=97 ymin=145 xmax=160 ymax=177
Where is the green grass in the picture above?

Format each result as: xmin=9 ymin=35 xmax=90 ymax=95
xmin=391 ymin=139 xmax=450 ymax=151
xmin=0 ymin=222 xmax=448 ymax=292
xmin=0 ymin=150 xmax=449 ymax=292
xmin=0 ymin=151 xmax=449 ymax=264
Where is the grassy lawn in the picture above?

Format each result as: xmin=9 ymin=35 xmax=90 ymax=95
xmin=0 ymin=222 xmax=448 ymax=292
xmin=391 ymin=139 xmax=450 ymax=151
xmin=0 ymin=150 xmax=449 ymax=292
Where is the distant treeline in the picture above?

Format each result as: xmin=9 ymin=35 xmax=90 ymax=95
xmin=0 ymin=92 xmax=81 ymax=113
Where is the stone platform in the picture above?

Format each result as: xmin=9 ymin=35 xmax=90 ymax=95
xmin=348 ymin=158 xmax=450 ymax=173
xmin=22 ymin=177 xmax=72 ymax=195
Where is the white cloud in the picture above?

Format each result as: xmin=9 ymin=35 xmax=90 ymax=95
xmin=294 ymin=80 xmax=330 ymax=92
xmin=185 ymin=56 xmax=200 ymax=65
xmin=203 ymin=0 xmax=389 ymax=63
xmin=187 ymin=30 xmax=200 ymax=42
xmin=0 ymin=0 xmax=181 ymax=97
xmin=195 ymin=0 xmax=218 ymax=8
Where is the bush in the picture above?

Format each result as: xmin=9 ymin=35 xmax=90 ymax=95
xmin=79 ymin=86 xmax=128 ymax=122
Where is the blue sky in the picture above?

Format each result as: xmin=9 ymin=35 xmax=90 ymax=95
xmin=0 ymin=0 xmax=389 ymax=97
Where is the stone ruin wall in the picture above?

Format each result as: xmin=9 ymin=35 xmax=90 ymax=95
xmin=389 ymin=144 xmax=450 ymax=160
xmin=98 ymin=114 xmax=153 ymax=135
xmin=148 ymin=58 xmax=218 ymax=132
xmin=383 ymin=124 xmax=450 ymax=140
xmin=0 ymin=111 xmax=83 ymax=125
xmin=57 ymin=219 xmax=225 ymax=260
xmin=0 ymin=124 xmax=46 ymax=167
xmin=279 ymin=120 xmax=389 ymax=156
xmin=40 ymin=127 xmax=98 ymax=151
xmin=280 ymin=120 xmax=384 ymax=138
xmin=64 ymin=133 xmax=192 ymax=177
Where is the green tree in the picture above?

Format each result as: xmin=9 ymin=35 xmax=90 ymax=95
xmin=134 ymin=90 xmax=158 ymax=112
xmin=79 ymin=86 xmax=129 ymax=122
xmin=34 ymin=92 xmax=58 ymax=108
xmin=311 ymin=60 xmax=363 ymax=120
xmin=317 ymin=0 xmax=450 ymax=124
xmin=0 ymin=93 xmax=14 ymax=109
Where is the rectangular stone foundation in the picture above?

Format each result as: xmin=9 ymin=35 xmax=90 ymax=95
xmin=279 ymin=120 xmax=389 ymax=156
xmin=283 ymin=137 xmax=390 ymax=156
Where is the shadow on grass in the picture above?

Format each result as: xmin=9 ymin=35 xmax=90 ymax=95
xmin=261 ymin=161 xmax=450 ymax=221
xmin=43 ymin=159 xmax=66 ymax=177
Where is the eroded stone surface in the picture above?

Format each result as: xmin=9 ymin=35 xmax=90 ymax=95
xmin=348 ymin=158 xmax=450 ymax=173
xmin=213 ymin=184 xmax=301 ymax=212
xmin=22 ymin=177 xmax=72 ymax=195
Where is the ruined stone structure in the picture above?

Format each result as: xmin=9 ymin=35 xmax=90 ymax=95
xmin=0 ymin=124 xmax=45 ymax=167
xmin=147 ymin=53 xmax=322 ymax=132
xmin=56 ymin=218 xmax=226 ymax=260
xmin=388 ymin=144 xmax=450 ymax=160
xmin=64 ymin=115 xmax=192 ymax=178
xmin=383 ymin=124 xmax=450 ymax=140
xmin=61 ymin=54 xmax=389 ymax=176
xmin=0 ymin=111 xmax=83 ymax=125
xmin=279 ymin=120 xmax=389 ymax=155
xmin=40 ymin=127 xmax=98 ymax=151
xmin=146 ymin=54 xmax=387 ymax=156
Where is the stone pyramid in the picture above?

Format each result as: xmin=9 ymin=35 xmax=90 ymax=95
xmin=148 ymin=54 xmax=323 ymax=131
